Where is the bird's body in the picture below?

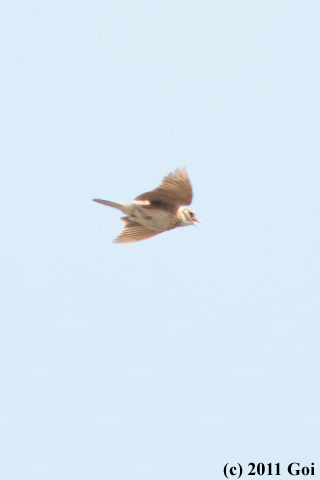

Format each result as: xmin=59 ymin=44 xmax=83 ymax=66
xmin=95 ymin=200 xmax=185 ymax=231
xmin=93 ymin=168 xmax=198 ymax=243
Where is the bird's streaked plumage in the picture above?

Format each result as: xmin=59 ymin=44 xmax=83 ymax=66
xmin=93 ymin=167 xmax=199 ymax=243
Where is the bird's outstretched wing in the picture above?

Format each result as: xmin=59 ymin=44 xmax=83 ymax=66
xmin=135 ymin=167 xmax=193 ymax=209
xmin=114 ymin=217 xmax=162 ymax=243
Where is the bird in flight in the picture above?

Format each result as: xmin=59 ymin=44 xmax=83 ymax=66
xmin=93 ymin=167 xmax=199 ymax=243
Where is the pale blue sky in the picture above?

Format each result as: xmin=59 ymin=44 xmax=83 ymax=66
xmin=1 ymin=1 xmax=320 ymax=478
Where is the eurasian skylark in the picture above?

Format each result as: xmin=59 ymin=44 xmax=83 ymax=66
xmin=93 ymin=167 xmax=199 ymax=243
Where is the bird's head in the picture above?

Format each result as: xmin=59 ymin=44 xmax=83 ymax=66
xmin=180 ymin=208 xmax=200 ymax=227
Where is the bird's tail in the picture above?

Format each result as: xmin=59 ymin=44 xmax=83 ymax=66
xmin=93 ymin=199 xmax=129 ymax=215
